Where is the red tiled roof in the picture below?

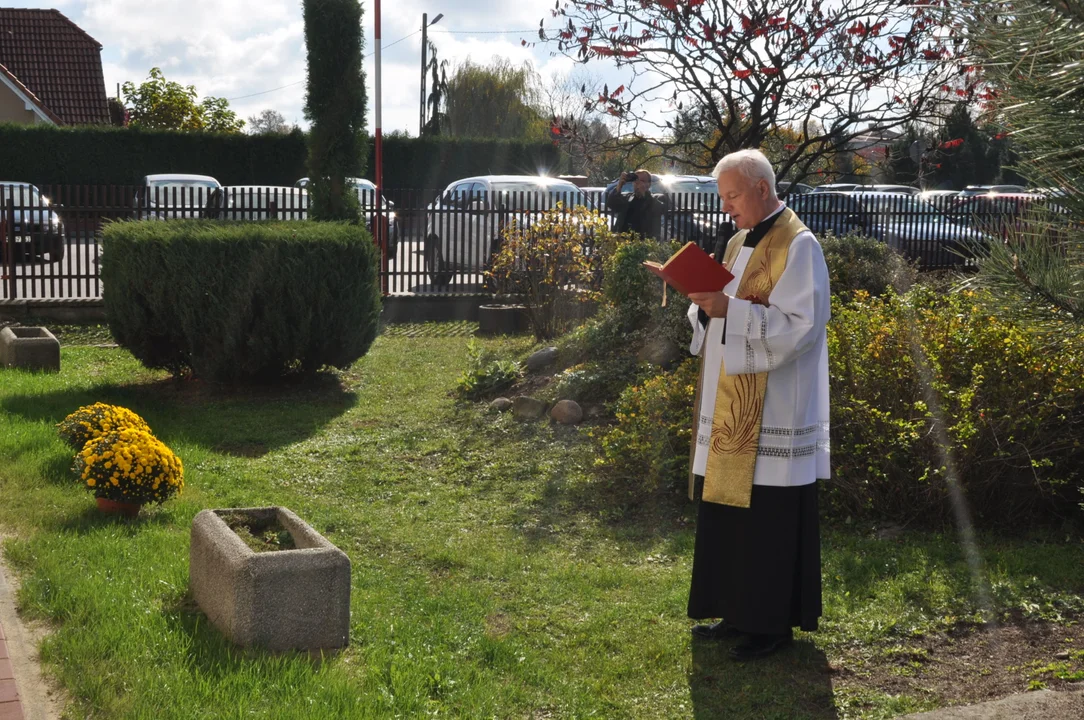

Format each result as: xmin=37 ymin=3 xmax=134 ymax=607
xmin=0 ymin=8 xmax=109 ymax=125
xmin=0 ymin=60 xmax=61 ymax=123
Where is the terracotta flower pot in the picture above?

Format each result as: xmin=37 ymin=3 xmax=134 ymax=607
xmin=96 ymin=496 xmax=142 ymax=517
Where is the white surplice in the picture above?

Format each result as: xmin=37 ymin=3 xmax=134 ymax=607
xmin=688 ymin=210 xmax=831 ymax=487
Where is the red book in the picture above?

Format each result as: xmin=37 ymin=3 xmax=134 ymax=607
xmin=642 ymin=242 xmax=734 ymax=297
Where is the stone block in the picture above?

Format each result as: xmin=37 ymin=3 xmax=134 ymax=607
xmin=0 ymin=326 xmax=60 ymax=372
xmin=190 ymin=506 xmax=351 ymax=652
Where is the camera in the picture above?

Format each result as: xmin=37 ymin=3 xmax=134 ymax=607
xmin=623 ymin=171 xmax=638 ymax=182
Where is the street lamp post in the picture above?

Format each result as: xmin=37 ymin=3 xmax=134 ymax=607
xmin=419 ymin=12 xmax=443 ymax=135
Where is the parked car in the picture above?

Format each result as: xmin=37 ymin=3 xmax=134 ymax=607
xmin=811 ymin=183 xmax=861 ymax=193
xmin=856 ymin=184 xmax=921 ymax=195
xmin=603 ymin=173 xmax=734 ymax=245
xmin=133 ymin=174 xmax=222 ymax=219
xmin=204 ymin=186 xmax=308 ymax=220
xmin=958 ymin=184 xmax=1028 ymax=198
xmin=294 ymin=177 xmax=400 ymax=258
xmin=777 ymin=181 xmax=814 ymax=197
xmin=950 ymin=193 xmax=1062 ymax=240
xmin=789 ymin=191 xmax=987 ymax=266
xmin=0 ymin=182 xmax=66 ymax=263
xmin=424 ymin=175 xmax=590 ymax=285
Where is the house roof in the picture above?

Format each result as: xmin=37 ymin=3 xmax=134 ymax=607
xmin=0 ymin=8 xmax=109 ymax=125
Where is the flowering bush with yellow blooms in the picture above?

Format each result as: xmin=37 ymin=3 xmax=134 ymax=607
xmin=75 ymin=427 xmax=184 ymax=505
xmin=57 ymin=403 xmax=152 ymax=450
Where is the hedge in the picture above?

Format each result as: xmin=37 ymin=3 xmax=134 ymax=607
xmin=0 ymin=123 xmax=309 ymax=186
xmin=0 ymin=123 xmax=560 ymax=189
xmin=101 ymin=219 xmax=381 ymax=382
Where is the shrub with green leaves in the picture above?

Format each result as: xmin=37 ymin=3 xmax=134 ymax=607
xmin=820 ymin=230 xmax=917 ymax=298
xmin=489 ymin=205 xmax=638 ymax=340
xmin=596 ymin=358 xmax=699 ymax=488
xmin=455 ymin=340 xmax=522 ymax=400
xmin=826 ymin=287 xmax=1084 ymax=527
xmin=102 ymin=219 xmax=381 ymax=382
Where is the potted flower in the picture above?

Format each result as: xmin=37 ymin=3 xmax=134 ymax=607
xmin=75 ymin=427 xmax=184 ymax=516
xmin=58 ymin=402 xmax=152 ymax=450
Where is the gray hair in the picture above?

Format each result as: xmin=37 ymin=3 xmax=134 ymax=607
xmin=711 ymin=150 xmax=777 ymax=198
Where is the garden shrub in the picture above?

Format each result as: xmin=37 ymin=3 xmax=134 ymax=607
xmin=102 ymin=219 xmax=381 ymax=382
xmin=826 ymin=287 xmax=1084 ymax=527
xmin=455 ymin=340 xmax=522 ymax=400
xmin=820 ymin=230 xmax=917 ymax=298
xmin=488 ymin=205 xmax=638 ymax=340
xmin=596 ymin=357 xmax=699 ymax=488
xmin=546 ymin=356 xmax=646 ymax=405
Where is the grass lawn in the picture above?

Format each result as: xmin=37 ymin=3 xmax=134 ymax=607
xmin=1 ymin=323 xmax=1083 ymax=719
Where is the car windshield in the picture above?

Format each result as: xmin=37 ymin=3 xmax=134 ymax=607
xmin=491 ymin=183 xmax=590 ymax=209
xmin=0 ymin=184 xmax=43 ymax=202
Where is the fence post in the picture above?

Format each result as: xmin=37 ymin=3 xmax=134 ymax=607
xmin=4 ymin=198 xmax=15 ymax=300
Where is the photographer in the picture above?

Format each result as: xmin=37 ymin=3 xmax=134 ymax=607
xmin=606 ymin=169 xmax=667 ymax=240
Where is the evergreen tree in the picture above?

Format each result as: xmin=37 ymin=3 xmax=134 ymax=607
xmin=303 ymin=0 xmax=367 ymax=222
xmin=964 ymin=0 xmax=1084 ymax=332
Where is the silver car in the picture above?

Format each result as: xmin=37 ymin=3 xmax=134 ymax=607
xmin=134 ymin=174 xmax=222 ymax=219
xmin=424 ymin=175 xmax=590 ymax=285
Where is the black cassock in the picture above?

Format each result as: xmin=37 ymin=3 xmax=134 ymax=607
xmin=687 ymin=479 xmax=822 ymax=635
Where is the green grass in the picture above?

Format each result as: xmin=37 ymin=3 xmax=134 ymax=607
xmin=1 ymin=334 xmax=1083 ymax=719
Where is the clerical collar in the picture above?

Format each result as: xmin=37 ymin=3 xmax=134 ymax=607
xmin=743 ymin=203 xmax=786 ymax=248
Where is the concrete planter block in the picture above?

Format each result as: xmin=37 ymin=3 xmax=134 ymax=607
xmin=190 ymin=506 xmax=351 ymax=651
xmin=0 ymin=326 xmax=60 ymax=372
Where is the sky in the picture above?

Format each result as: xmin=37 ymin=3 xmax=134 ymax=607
xmin=7 ymin=0 xmax=635 ymax=134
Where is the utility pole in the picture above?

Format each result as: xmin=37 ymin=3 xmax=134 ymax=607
xmin=420 ymin=13 xmax=427 ymax=136
xmin=419 ymin=12 xmax=443 ymax=136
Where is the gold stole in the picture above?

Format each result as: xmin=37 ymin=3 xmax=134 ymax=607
xmin=688 ymin=208 xmax=809 ymax=507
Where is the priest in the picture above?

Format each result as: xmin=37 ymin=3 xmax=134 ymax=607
xmin=685 ymin=149 xmax=830 ymax=661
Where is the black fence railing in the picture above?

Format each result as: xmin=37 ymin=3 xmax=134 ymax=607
xmin=0 ymin=183 xmax=1052 ymax=301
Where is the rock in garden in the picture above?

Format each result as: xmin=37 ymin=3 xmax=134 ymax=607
xmin=550 ymin=399 xmax=583 ymax=425
xmin=526 ymin=346 xmax=559 ymax=372
xmin=489 ymin=397 xmax=513 ymax=413
xmin=637 ymin=336 xmax=682 ymax=368
xmin=512 ymin=396 xmax=547 ymax=419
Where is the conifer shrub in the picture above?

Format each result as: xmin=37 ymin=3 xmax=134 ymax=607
xmin=102 ymin=219 xmax=381 ymax=382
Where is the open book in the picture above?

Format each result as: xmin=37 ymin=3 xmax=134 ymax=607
xmin=642 ymin=241 xmax=735 ymax=297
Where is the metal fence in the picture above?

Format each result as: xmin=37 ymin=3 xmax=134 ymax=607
xmin=1 ymin=183 xmax=1045 ymax=301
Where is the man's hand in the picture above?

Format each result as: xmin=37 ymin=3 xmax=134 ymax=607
xmin=688 ymin=291 xmax=730 ymax=318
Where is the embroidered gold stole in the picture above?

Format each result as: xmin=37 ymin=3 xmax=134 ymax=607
xmin=688 ymin=208 xmax=809 ymax=507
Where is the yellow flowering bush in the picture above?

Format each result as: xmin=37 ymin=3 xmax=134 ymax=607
xmin=57 ymin=403 xmax=152 ymax=450
xmin=75 ymin=427 xmax=184 ymax=505
xmin=597 ymin=357 xmax=699 ymax=488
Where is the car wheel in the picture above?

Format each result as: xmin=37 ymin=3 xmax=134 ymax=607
xmin=48 ymin=236 xmax=66 ymax=263
xmin=425 ymin=234 xmax=453 ymax=286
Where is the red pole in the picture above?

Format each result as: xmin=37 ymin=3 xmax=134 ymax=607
xmin=374 ymin=0 xmax=387 ymax=293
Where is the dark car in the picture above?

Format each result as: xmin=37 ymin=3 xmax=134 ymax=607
xmin=0 ymin=182 xmax=66 ymax=263
xmin=950 ymin=193 xmax=1065 ymax=241
xmin=789 ymin=191 xmax=987 ymax=267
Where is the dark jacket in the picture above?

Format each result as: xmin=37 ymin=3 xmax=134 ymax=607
xmin=607 ymin=187 xmax=668 ymax=240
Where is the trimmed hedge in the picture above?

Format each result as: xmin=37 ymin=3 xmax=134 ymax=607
xmin=0 ymin=123 xmax=560 ymax=189
xmin=0 ymin=123 xmax=308 ymax=186
xmin=101 ymin=219 xmax=381 ymax=382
